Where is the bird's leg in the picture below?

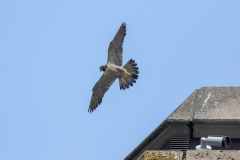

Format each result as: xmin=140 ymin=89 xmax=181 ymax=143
xmin=121 ymin=78 xmax=126 ymax=83
xmin=125 ymin=71 xmax=131 ymax=76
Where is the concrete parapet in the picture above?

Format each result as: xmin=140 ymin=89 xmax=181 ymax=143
xmin=186 ymin=150 xmax=240 ymax=160
xmin=137 ymin=151 xmax=183 ymax=160
xmin=137 ymin=150 xmax=240 ymax=160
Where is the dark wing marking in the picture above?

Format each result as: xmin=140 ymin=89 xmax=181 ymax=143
xmin=89 ymin=75 xmax=116 ymax=113
xmin=108 ymin=23 xmax=126 ymax=66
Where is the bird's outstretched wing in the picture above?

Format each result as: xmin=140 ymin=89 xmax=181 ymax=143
xmin=108 ymin=23 xmax=126 ymax=66
xmin=89 ymin=75 xmax=116 ymax=113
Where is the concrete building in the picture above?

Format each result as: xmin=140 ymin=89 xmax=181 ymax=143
xmin=125 ymin=87 xmax=240 ymax=160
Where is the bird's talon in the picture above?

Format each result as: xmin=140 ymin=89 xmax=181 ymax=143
xmin=125 ymin=71 xmax=131 ymax=76
xmin=121 ymin=78 xmax=126 ymax=83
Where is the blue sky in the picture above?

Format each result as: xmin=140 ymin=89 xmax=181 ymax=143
xmin=1 ymin=1 xmax=240 ymax=160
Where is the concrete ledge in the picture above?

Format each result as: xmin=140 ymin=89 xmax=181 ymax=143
xmin=186 ymin=150 xmax=240 ymax=160
xmin=137 ymin=150 xmax=240 ymax=160
xmin=137 ymin=151 xmax=183 ymax=160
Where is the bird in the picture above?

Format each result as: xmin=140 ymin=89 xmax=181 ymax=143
xmin=88 ymin=23 xmax=139 ymax=113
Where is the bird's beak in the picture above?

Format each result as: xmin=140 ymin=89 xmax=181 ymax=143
xmin=100 ymin=69 xmax=102 ymax=72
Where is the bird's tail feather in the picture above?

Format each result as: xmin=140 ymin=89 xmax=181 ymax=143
xmin=119 ymin=59 xmax=139 ymax=90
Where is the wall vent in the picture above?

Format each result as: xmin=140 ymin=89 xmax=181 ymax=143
xmin=161 ymin=137 xmax=190 ymax=150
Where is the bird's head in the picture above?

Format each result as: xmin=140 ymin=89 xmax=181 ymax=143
xmin=100 ymin=65 xmax=107 ymax=72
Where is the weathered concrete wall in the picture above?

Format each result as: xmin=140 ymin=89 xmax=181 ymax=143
xmin=137 ymin=151 xmax=183 ymax=160
xmin=138 ymin=150 xmax=240 ymax=160
xmin=194 ymin=87 xmax=240 ymax=121
xmin=186 ymin=150 xmax=240 ymax=160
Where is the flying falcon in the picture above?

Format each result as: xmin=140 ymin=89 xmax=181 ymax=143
xmin=88 ymin=23 xmax=139 ymax=113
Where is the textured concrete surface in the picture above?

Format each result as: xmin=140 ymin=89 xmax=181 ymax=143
xmin=193 ymin=87 xmax=240 ymax=139
xmin=137 ymin=151 xmax=183 ymax=160
xmin=194 ymin=87 xmax=240 ymax=121
xmin=186 ymin=150 xmax=240 ymax=160
xmin=137 ymin=150 xmax=240 ymax=160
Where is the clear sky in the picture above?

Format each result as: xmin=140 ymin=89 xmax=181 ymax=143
xmin=1 ymin=1 xmax=240 ymax=160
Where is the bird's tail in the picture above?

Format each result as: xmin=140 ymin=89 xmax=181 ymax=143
xmin=119 ymin=59 xmax=139 ymax=90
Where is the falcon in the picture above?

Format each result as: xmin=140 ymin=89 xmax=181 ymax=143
xmin=88 ymin=23 xmax=139 ymax=113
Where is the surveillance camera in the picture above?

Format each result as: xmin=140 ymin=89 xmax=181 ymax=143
xmin=207 ymin=136 xmax=231 ymax=148
xmin=196 ymin=135 xmax=231 ymax=150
